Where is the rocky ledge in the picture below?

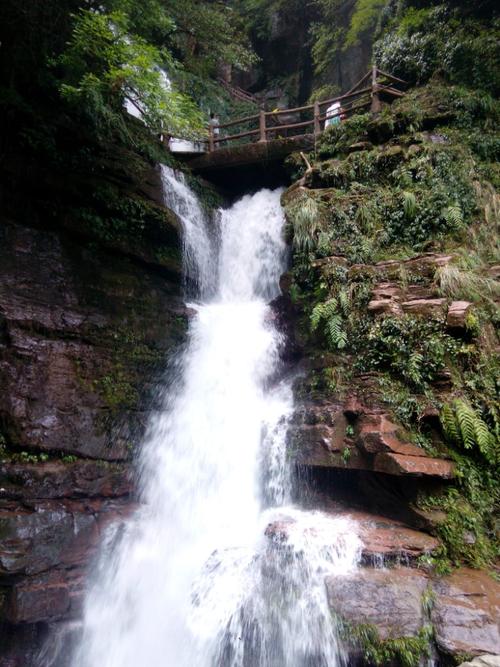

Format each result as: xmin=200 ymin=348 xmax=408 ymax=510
xmin=288 ymin=397 xmax=454 ymax=479
xmin=265 ymin=506 xmax=500 ymax=662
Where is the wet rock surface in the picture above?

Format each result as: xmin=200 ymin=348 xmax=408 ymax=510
xmin=0 ymin=199 xmax=182 ymax=662
xmin=327 ymin=567 xmax=430 ymax=639
xmin=288 ymin=398 xmax=454 ymax=479
xmin=432 ymin=569 xmax=500 ymax=658
xmin=265 ymin=505 xmax=500 ymax=660
xmin=0 ymin=218 xmax=186 ymax=460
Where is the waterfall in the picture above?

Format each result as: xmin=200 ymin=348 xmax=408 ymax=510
xmin=71 ymin=166 xmax=361 ymax=667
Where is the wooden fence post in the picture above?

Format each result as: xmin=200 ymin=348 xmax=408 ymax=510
xmin=313 ymin=100 xmax=321 ymax=136
xmin=208 ymin=125 xmax=214 ymax=152
xmin=259 ymin=110 xmax=267 ymax=142
xmin=371 ymin=65 xmax=381 ymax=114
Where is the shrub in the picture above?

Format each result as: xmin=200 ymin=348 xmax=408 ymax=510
xmin=356 ymin=316 xmax=458 ymax=392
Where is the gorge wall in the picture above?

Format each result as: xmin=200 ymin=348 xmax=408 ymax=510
xmin=0 ymin=156 xmax=190 ymax=664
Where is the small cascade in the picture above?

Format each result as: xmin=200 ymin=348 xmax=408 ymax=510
xmin=69 ymin=167 xmax=361 ymax=667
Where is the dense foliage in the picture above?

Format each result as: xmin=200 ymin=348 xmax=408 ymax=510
xmin=284 ymin=82 xmax=500 ymax=570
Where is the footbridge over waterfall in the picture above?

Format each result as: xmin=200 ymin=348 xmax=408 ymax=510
xmin=180 ymin=67 xmax=406 ymax=189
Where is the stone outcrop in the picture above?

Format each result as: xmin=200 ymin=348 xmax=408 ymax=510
xmin=432 ymin=570 xmax=500 ymax=658
xmin=288 ymin=399 xmax=454 ymax=479
xmin=327 ymin=566 xmax=500 ymax=659
xmin=0 ymin=461 xmax=133 ymax=664
xmin=0 ymin=217 xmax=186 ymax=461
xmin=265 ymin=506 xmax=500 ymax=662
xmin=459 ymin=656 xmax=500 ymax=667
xmin=327 ymin=567 xmax=430 ymax=638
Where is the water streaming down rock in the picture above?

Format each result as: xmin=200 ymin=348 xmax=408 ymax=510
xmin=71 ymin=168 xmax=362 ymax=667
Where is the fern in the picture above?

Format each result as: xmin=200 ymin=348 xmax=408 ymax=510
xmin=440 ymin=399 xmax=498 ymax=464
xmin=338 ymin=288 xmax=350 ymax=317
xmin=402 ymin=191 xmax=417 ymax=220
xmin=310 ymin=298 xmax=348 ymax=349
xmin=310 ymin=298 xmax=337 ymax=331
xmin=406 ymin=351 xmax=423 ymax=387
xmin=441 ymin=403 xmax=460 ymax=444
xmin=454 ymin=399 xmax=478 ymax=451
xmin=310 ymin=303 xmax=326 ymax=331
xmin=443 ymin=204 xmax=463 ymax=229
xmin=326 ymin=314 xmax=348 ymax=349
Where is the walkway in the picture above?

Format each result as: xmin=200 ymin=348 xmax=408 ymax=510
xmin=186 ymin=67 xmax=405 ymax=175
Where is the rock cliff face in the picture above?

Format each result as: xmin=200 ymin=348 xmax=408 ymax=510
xmin=0 ymin=164 xmax=187 ymax=664
xmin=280 ymin=83 xmax=500 ymax=663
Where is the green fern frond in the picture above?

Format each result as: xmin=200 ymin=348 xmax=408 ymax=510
xmin=472 ymin=414 xmax=497 ymax=464
xmin=323 ymin=297 xmax=339 ymax=319
xmin=407 ymin=351 xmax=423 ymax=386
xmin=310 ymin=303 xmax=326 ymax=331
xmin=310 ymin=298 xmax=338 ymax=331
xmin=338 ymin=288 xmax=350 ymax=317
xmin=454 ymin=399 xmax=477 ymax=450
xmin=326 ymin=314 xmax=348 ymax=349
xmin=441 ymin=403 xmax=460 ymax=444
xmin=442 ymin=400 xmax=498 ymax=463
xmin=443 ymin=204 xmax=464 ymax=229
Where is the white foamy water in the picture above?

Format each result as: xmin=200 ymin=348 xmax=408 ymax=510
xmin=70 ymin=167 xmax=361 ymax=667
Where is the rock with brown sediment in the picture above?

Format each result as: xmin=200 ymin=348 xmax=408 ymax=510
xmin=432 ymin=569 xmax=500 ymax=658
xmin=446 ymin=300 xmax=474 ymax=329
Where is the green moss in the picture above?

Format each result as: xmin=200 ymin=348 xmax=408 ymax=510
xmin=93 ymin=368 xmax=139 ymax=412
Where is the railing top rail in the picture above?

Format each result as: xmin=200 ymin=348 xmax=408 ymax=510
xmin=376 ymin=68 xmax=407 ymax=86
xmin=318 ymin=86 xmax=373 ymax=110
xmin=216 ymin=112 xmax=261 ymax=130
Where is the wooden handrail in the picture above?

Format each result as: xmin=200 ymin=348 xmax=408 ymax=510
xmin=344 ymin=71 xmax=373 ymax=96
xmin=203 ymin=67 xmax=406 ymax=152
xmin=318 ymin=87 xmax=373 ymax=110
xmin=216 ymin=112 xmax=261 ymax=130
xmin=214 ymin=127 xmax=261 ymax=143
xmin=376 ymin=69 xmax=407 ymax=86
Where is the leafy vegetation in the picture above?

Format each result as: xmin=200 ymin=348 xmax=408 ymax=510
xmin=340 ymin=621 xmax=433 ymax=667
xmin=285 ymin=79 xmax=500 ymax=570
xmin=374 ymin=3 xmax=500 ymax=95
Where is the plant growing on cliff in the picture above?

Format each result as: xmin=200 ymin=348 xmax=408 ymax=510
xmin=310 ymin=298 xmax=348 ymax=350
xmin=356 ymin=316 xmax=458 ymax=392
xmin=340 ymin=621 xmax=432 ymax=667
xmin=58 ymin=9 xmax=205 ymax=138
xmin=440 ymin=400 xmax=498 ymax=465
xmin=286 ymin=192 xmax=322 ymax=252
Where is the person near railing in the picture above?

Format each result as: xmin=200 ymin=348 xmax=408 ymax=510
xmin=324 ymin=101 xmax=345 ymax=129
xmin=209 ymin=112 xmax=220 ymax=138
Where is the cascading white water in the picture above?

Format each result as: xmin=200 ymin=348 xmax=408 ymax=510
xmin=72 ymin=167 xmax=361 ymax=667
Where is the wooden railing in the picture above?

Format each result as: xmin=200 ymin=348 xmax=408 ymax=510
xmin=208 ymin=67 xmax=406 ymax=152
xmin=217 ymin=78 xmax=260 ymax=107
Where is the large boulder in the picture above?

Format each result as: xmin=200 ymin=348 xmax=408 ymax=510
xmin=432 ymin=569 xmax=500 ymax=658
xmin=326 ymin=567 xmax=429 ymax=639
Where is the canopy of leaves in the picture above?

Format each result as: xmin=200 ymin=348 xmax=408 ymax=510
xmin=58 ymin=8 xmax=205 ymax=137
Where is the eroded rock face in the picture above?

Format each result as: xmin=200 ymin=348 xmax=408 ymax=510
xmin=327 ymin=567 xmax=429 ymax=639
xmin=0 ymin=187 xmax=183 ymax=662
xmin=0 ymin=462 xmax=133 ymax=627
xmin=288 ymin=398 xmax=454 ymax=479
xmin=0 ymin=218 xmax=186 ymax=460
xmin=265 ymin=506 xmax=500 ymax=662
xmin=327 ymin=565 xmax=500 ymax=661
